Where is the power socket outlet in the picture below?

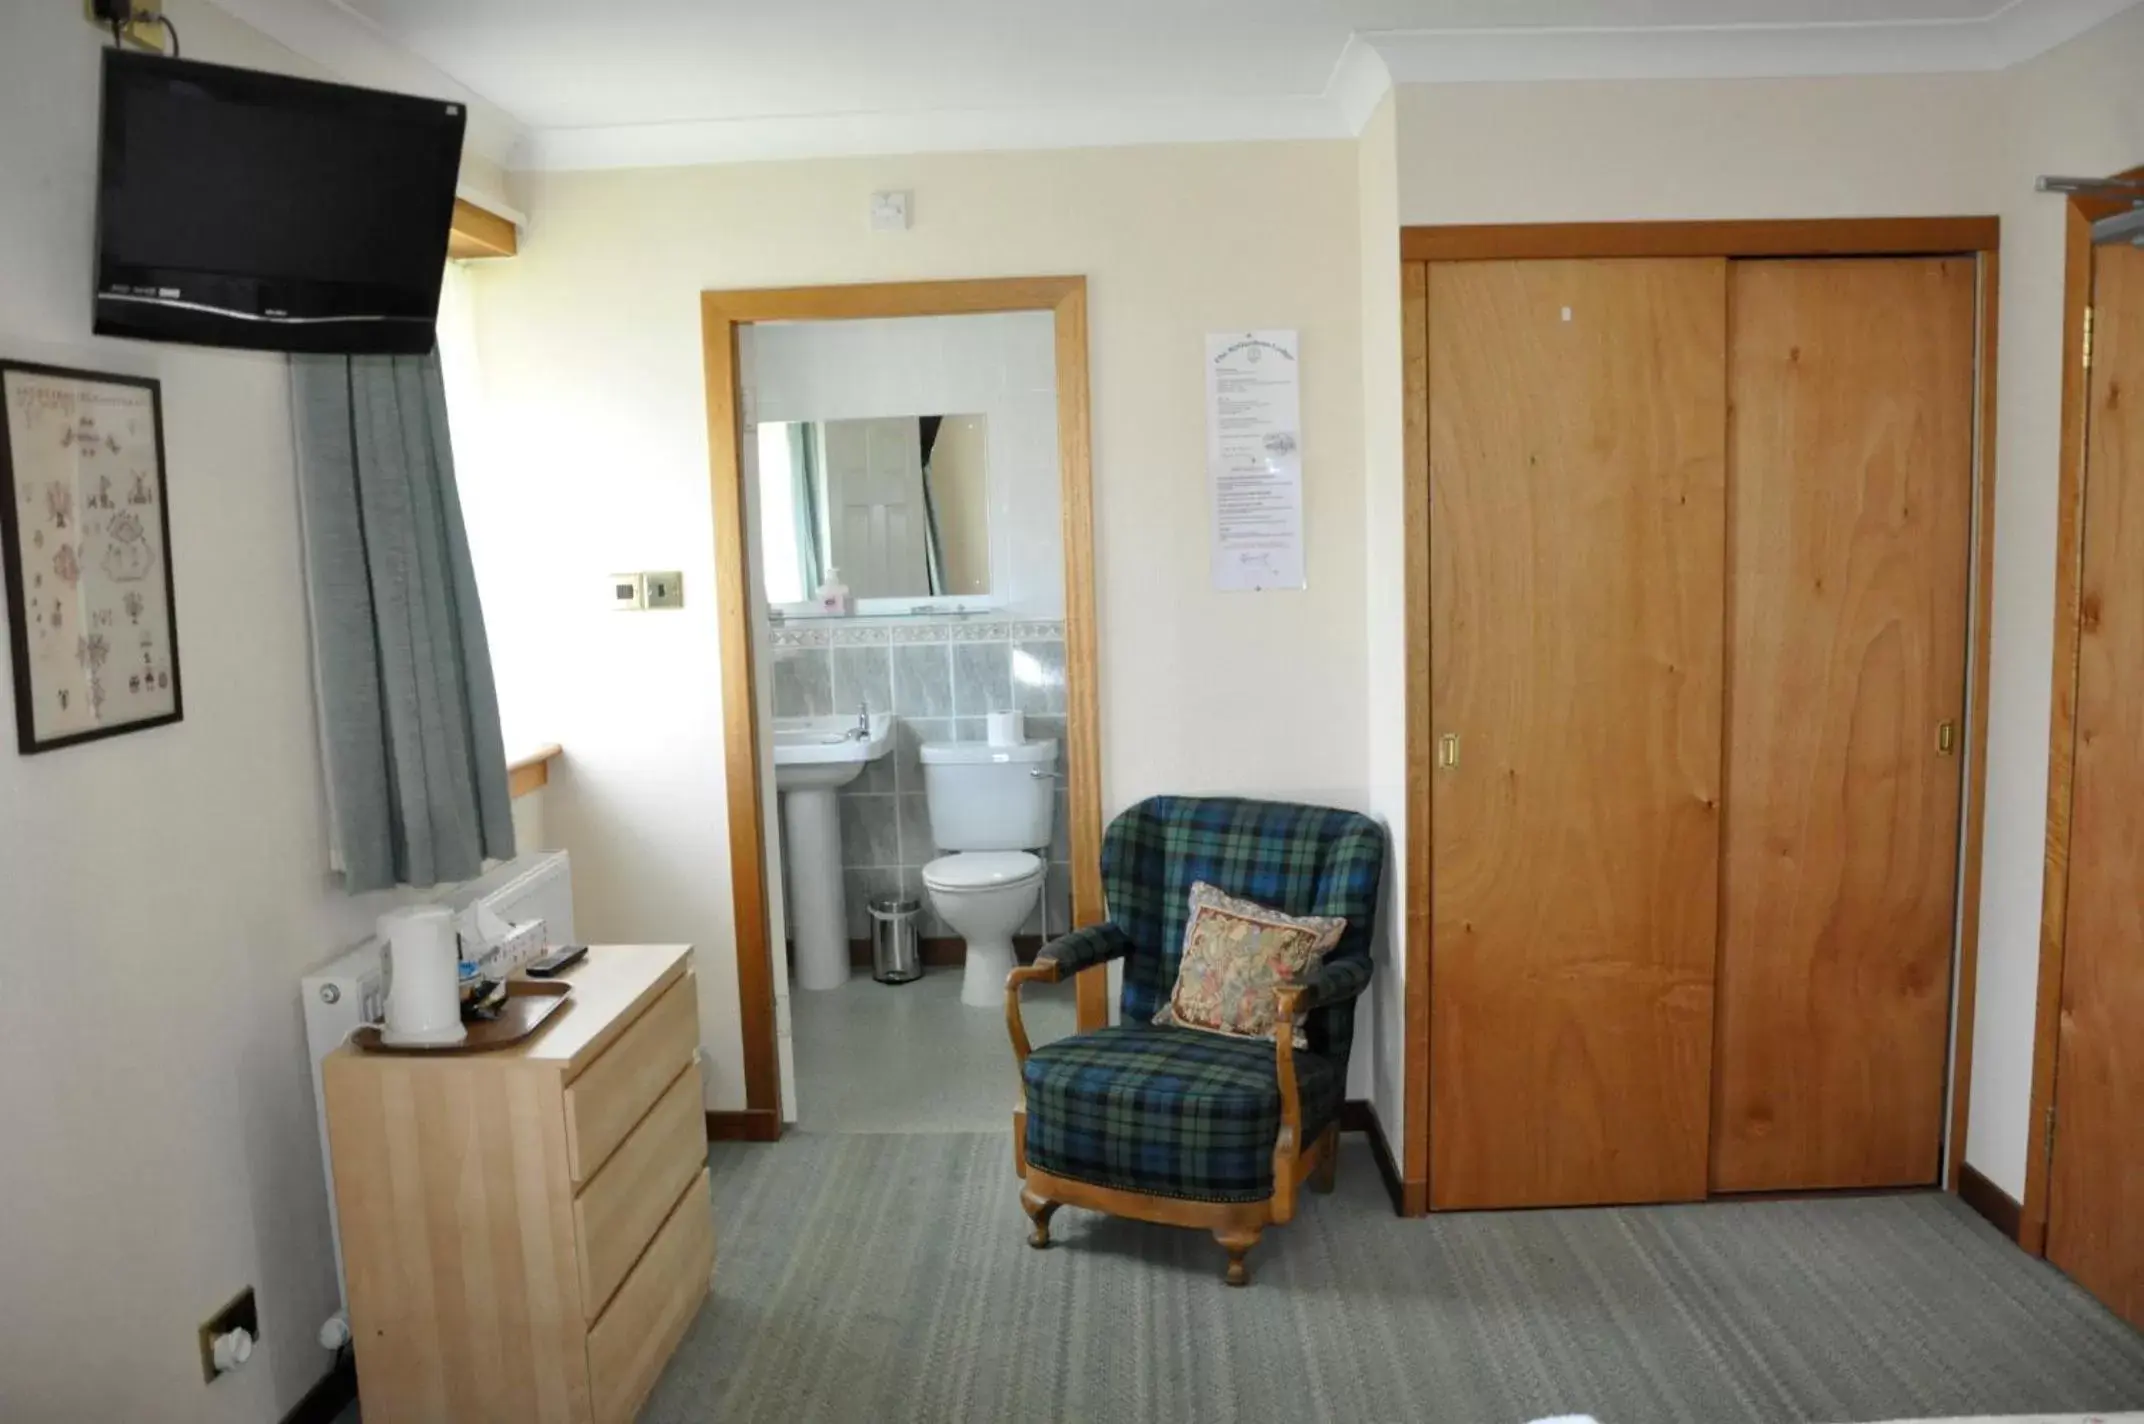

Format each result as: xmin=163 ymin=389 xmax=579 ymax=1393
xmin=85 ymin=0 xmax=167 ymax=51
xmin=198 ymin=1287 xmax=258 ymax=1384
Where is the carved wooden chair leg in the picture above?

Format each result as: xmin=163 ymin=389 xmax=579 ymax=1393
xmin=1213 ymin=1227 xmax=1263 ymax=1287
xmin=1021 ymin=1189 xmax=1062 ymax=1249
xmin=1311 ymin=1123 xmax=1340 ymax=1193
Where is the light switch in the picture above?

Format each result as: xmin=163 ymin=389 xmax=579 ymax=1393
xmin=644 ymin=571 xmax=684 ymax=609
xmin=609 ymin=573 xmax=646 ymax=611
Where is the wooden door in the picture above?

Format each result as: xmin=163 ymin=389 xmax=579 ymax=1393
xmin=1710 ymin=258 xmax=1975 ymax=1194
xmin=1428 ymin=258 xmax=1727 ymax=1211
xmin=2049 ymin=242 xmax=2144 ymax=1331
xmin=822 ymin=417 xmax=929 ymax=597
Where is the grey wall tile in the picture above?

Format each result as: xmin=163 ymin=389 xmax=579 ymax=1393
xmin=895 ymin=717 xmax=951 ymax=794
xmin=897 ymin=793 xmax=940 ymax=868
xmin=891 ymin=643 xmax=953 ymax=718
xmin=1047 ymin=868 xmax=1071 ymax=939
xmin=952 ymin=641 xmax=1013 ymax=715
xmin=1049 ymin=785 xmax=1070 ymax=861
xmin=951 ymin=716 xmax=988 ymax=743
xmin=847 ymin=746 xmax=896 ymax=794
xmin=1012 ymin=639 xmax=1067 ymax=715
xmin=831 ymin=644 xmax=892 ymax=716
xmin=1026 ymin=714 xmax=1067 ymax=754
xmin=771 ymin=648 xmax=832 ymax=717
xmin=842 ymin=866 xmax=903 ymax=941
xmin=903 ymin=866 xmax=951 ymax=938
xmin=837 ymin=793 xmax=899 ymax=868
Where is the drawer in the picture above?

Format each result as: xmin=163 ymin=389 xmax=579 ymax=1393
xmin=586 ymin=1167 xmax=715 ymax=1424
xmin=565 ymin=974 xmax=698 ymax=1185
xmin=576 ymin=1063 xmax=706 ymax=1320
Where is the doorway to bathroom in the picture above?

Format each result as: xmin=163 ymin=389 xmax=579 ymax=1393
xmin=701 ymin=278 xmax=1107 ymax=1138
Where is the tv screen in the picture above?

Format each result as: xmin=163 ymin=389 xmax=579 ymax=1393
xmin=94 ymin=50 xmax=467 ymax=356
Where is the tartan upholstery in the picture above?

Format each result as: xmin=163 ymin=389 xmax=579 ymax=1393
xmin=1037 ymin=921 xmax=1132 ymax=977
xmin=1022 ymin=1024 xmax=1344 ymax=1202
xmin=1025 ymin=797 xmax=1386 ymax=1202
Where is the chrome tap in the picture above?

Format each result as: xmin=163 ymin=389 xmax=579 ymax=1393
xmin=851 ymin=702 xmax=870 ymax=740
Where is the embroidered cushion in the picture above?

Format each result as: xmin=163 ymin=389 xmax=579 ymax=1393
xmin=1154 ymin=881 xmax=1345 ymax=1046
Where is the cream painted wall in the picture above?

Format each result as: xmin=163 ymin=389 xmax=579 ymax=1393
xmin=462 ymin=141 xmax=1371 ymax=1109
xmin=1356 ymin=91 xmax=1408 ymax=1141
xmin=1397 ymin=72 xmax=2000 ymax=225
xmin=1968 ymin=3 xmax=2144 ymax=1199
xmin=0 ymin=3 xmax=433 ymax=1419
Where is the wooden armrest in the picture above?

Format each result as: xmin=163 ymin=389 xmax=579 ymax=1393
xmin=1270 ymin=982 xmax=1308 ymax=1222
xmin=1005 ymin=961 xmax=1062 ymax=1068
xmin=1273 ymin=984 xmax=1310 ymax=1023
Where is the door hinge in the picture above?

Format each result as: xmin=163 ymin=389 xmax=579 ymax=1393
xmin=2083 ymin=305 xmax=2095 ymax=370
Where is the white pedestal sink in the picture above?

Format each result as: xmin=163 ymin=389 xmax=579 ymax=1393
xmin=774 ymin=715 xmax=894 ymax=992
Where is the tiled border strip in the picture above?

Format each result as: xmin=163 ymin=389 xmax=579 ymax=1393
xmin=769 ymin=618 xmax=1064 ymax=650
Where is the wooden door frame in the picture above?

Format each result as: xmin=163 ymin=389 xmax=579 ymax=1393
xmin=1399 ymin=216 xmax=2003 ymax=1216
xmin=699 ymin=277 xmax=1108 ymax=1140
xmin=2021 ymin=169 xmax=2144 ymax=1255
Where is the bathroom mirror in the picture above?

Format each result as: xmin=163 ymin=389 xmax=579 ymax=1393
xmin=757 ymin=414 xmax=991 ymax=613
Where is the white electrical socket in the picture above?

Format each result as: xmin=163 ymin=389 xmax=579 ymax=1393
xmin=608 ymin=573 xmax=646 ymax=611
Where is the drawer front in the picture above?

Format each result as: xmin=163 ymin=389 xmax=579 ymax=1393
xmin=565 ymin=974 xmax=698 ymax=1185
xmin=576 ymin=1063 xmax=706 ymax=1319
xmin=587 ymin=1168 xmax=715 ymax=1424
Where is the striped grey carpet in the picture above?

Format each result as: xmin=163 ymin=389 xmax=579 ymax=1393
xmin=640 ymin=1134 xmax=2144 ymax=1424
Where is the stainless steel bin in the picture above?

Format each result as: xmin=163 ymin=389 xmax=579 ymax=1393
xmin=869 ymin=895 xmax=923 ymax=985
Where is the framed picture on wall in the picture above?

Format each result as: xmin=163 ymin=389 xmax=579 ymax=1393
xmin=0 ymin=360 xmax=182 ymax=754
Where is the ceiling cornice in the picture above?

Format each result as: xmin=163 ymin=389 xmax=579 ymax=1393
xmin=523 ymin=96 xmax=1360 ymax=173
xmin=200 ymin=0 xmax=527 ymax=166
xmin=1328 ymin=37 xmax=1397 ymax=136
xmin=1366 ymin=0 xmax=2143 ymax=84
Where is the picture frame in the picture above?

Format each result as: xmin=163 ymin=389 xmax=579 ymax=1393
xmin=0 ymin=360 xmax=182 ymax=754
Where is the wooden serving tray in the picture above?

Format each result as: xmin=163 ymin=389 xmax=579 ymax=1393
xmin=353 ymin=979 xmax=573 ymax=1055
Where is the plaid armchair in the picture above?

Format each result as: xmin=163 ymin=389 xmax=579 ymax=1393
xmin=1006 ymin=796 xmax=1387 ymax=1285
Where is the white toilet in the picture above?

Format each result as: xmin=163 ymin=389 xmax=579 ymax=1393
xmin=919 ymin=738 xmax=1058 ymax=1007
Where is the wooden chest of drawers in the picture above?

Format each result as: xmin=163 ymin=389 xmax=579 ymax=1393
xmin=324 ymin=945 xmax=713 ymax=1424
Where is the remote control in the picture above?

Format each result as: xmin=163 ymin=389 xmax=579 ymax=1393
xmin=525 ymin=945 xmax=590 ymax=978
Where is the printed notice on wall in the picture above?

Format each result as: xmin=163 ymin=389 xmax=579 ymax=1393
xmin=1206 ymin=330 xmax=1305 ymax=591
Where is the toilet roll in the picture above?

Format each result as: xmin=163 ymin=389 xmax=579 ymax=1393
xmin=987 ymin=710 xmax=1025 ymax=746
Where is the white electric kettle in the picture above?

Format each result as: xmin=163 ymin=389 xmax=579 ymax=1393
xmin=378 ymin=905 xmax=465 ymax=1046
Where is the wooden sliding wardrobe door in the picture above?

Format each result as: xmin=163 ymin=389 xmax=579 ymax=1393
xmin=2049 ymin=241 xmax=2144 ymax=1329
xmin=1428 ymin=259 xmax=1727 ymax=1211
xmin=1711 ymin=258 xmax=1975 ymax=1194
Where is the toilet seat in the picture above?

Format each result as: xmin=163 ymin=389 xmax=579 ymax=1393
xmin=922 ymin=850 xmax=1043 ymax=893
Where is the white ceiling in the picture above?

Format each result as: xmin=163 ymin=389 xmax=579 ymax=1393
xmin=211 ymin=0 xmax=2140 ymax=169
xmin=336 ymin=0 xmax=1355 ymax=132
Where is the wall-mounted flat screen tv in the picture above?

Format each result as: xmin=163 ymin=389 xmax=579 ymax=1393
xmin=94 ymin=50 xmax=466 ymax=356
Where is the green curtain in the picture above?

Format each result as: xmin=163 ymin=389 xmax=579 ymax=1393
xmin=291 ymin=352 xmax=514 ymax=892
xmin=787 ymin=422 xmax=823 ymax=595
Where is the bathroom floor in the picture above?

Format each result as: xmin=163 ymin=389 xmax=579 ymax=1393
xmin=788 ymin=967 xmax=1078 ymax=1133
